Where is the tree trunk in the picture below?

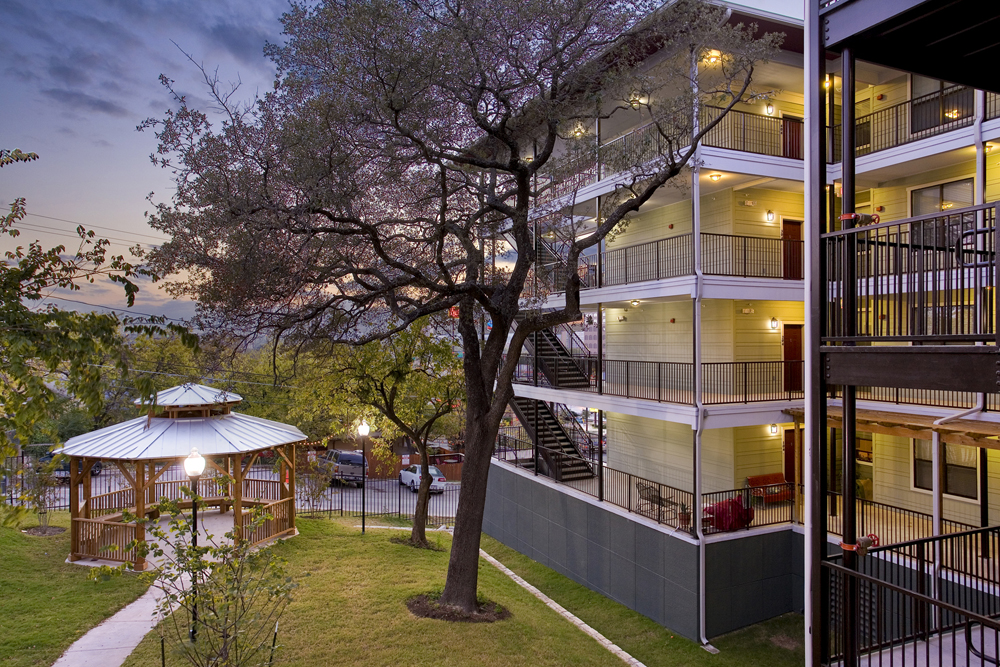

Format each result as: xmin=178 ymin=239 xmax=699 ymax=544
xmin=438 ymin=410 xmax=495 ymax=611
xmin=410 ymin=450 xmax=432 ymax=547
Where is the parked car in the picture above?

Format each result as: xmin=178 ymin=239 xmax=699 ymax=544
xmin=398 ymin=465 xmax=447 ymax=493
xmin=318 ymin=449 xmax=367 ymax=487
xmin=37 ymin=451 xmax=102 ymax=481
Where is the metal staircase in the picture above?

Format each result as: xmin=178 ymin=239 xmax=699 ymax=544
xmin=516 ymin=315 xmax=592 ymax=390
xmin=508 ymin=396 xmax=595 ymax=482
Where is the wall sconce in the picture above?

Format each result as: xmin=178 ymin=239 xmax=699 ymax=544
xmin=769 ymin=424 xmax=779 ymax=435
xmin=986 ymin=144 xmax=994 ymax=154
xmin=766 ymin=210 xmax=775 ymax=222
xmin=630 ymin=299 xmax=640 ymax=307
xmin=523 ymin=155 xmax=534 ymax=163
xmin=770 ymin=317 xmax=779 ymax=330
xmin=709 ymin=173 xmax=722 ymax=182
xmin=573 ymin=125 xmax=585 ymax=138
xmin=705 ymin=49 xmax=721 ymax=64
xmin=628 ymin=91 xmax=643 ymax=109
xmin=765 ymin=103 xmax=774 ymax=116
xmin=824 ymin=74 xmax=831 ymax=89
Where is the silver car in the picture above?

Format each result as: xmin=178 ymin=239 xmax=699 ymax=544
xmin=398 ymin=464 xmax=446 ymax=493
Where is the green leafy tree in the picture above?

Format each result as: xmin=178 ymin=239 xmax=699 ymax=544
xmin=336 ymin=320 xmax=464 ymax=547
xmin=141 ymin=0 xmax=779 ymax=610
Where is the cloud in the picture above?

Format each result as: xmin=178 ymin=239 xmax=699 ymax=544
xmin=204 ymin=21 xmax=270 ymax=67
xmin=41 ymin=88 xmax=130 ymax=117
xmin=47 ymin=62 xmax=93 ymax=87
xmin=92 ymin=138 xmax=114 ymax=148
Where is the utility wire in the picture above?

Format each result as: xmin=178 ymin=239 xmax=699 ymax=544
xmin=11 ymin=222 xmax=158 ymax=247
xmin=35 ymin=296 xmax=191 ymax=323
xmin=24 ymin=212 xmax=167 ymax=242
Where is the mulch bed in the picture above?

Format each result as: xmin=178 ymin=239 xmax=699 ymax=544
xmin=407 ymin=593 xmax=511 ymax=623
xmin=23 ymin=526 xmax=66 ymax=536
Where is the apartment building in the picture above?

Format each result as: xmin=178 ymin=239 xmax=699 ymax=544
xmin=486 ymin=0 xmax=1000 ymax=654
xmin=807 ymin=1 xmax=1000 ymax=666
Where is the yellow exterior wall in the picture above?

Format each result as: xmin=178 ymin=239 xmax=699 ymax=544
xmin=733 ymin=300 xmax=804 ymax=361
xmin=871 ymin=161 xmax=976 ymax=222
xmin=730 ymin=187 xmax=804 ymax=237
xmin=606 ymin=413 xmax=735 ymax=493
xmin=733 ymin=423 xmax=792 ymax=487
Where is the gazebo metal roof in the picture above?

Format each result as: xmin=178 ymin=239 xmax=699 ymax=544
xmin=61 ymin=412 xmax=306 ymax=461
xmin=133 ymin=383 xmax=243 ymax=408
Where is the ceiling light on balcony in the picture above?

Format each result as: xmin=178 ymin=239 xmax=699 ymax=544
xmin=523 ymin=155 xmax=534 ymax=163
xmin=944 ymin=109 xmax=960 ymax=119
xmin=630 ymin=299 xmax=640 ymax=307
xmin=709 ymin=173 xmax=722 ymax=182
xmin=766 ymin=210 xmax=775 ymax=222
xmin=628 ymin=91 xmax=644 ymax=109
xmin=705 ymin=49 xmax=721 ymax=65
xmin=824 ymin=74 xmax=831 ymax=89
xmin=572 ymin=125 xmax=585 ymax=138
xmin=765 ymin=102 xmax=774 ymax=116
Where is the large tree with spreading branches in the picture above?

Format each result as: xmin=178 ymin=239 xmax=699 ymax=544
xmin=142 ymin=0 xmax=780 ymax=611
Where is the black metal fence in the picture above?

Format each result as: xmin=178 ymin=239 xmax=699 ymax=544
xmin=823 ymin=203 xmax=997 ymax=343
xmin=823 ymin=527 xmax=1000 ymax=665
xmin=829 ymin=85 xmax=975 ymax=163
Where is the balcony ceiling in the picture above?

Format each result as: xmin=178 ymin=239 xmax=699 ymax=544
xmin=822 ymin=0 xmax=1000 ymax=94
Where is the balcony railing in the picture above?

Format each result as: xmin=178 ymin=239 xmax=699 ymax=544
xmin=830 ymin=385 xmax=1000 ymax=411
xmin=825 ymin=492 xmax=975 ymax=546
xmin=514 ymin=356 xmax=804 ymax=405
xmin=536 ymin=105 xmax=802 ymax=205
xmin=532 ymin=232 xmax=803 ymax=295
xmin=828 ymin=85 xmax=975 ymax=163
xmin=823 ymin=202 xmax=997 ymax=343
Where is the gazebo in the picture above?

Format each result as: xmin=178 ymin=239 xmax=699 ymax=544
xmin=61 ymin=384 xmax=307 ymax=570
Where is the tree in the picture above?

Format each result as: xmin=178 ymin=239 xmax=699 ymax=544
xmin=337 ymin=319 xmax=464 ymax=547
xmin=142 ymin=0 xmax=779 ymax=611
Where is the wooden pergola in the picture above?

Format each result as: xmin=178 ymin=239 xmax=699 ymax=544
xmin=61 ymin=384 xmax=307 ymax=570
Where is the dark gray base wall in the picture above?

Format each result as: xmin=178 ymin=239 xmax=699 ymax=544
xmin=483 ymin=463 xmax=806 ymax=642
xmin=705 ymin=530 xmax=804 ymax=637
xmin=483 ymin=463 xmax=700 ymax=641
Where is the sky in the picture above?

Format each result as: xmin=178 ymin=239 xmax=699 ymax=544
xmin=1 ymin=0 xmax=290 ymax=323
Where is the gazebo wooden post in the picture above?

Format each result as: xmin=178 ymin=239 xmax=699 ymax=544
xmin=233 ymin=455 xmax=243 ymax=544
xmin=135 ymin=461 xmax=146 ymax=571
xmin=69 ymin=458 xmax=80 ymax=560
xmin=288 ymin=445 xmax=296 ymax=532
xmin=81 ymin=458 xmax=92 ymax=520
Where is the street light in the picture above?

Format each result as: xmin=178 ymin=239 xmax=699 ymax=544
xmin=358 ymin=421 xmax=370 ymax=534
xmin=183 ymin=447 xmax=205 ymax=643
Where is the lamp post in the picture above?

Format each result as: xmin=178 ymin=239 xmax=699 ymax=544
xmin=358 ymin=421 xmax=370 ymax=534
xmin=183 ymin=447 xmax=206 ymax=643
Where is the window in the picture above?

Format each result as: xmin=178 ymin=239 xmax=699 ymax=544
xmin=911 ymin=178 xmax=974 ymax=217
xmin=913 ymin=439 xmax=978 ymax=500
xmin=910 ymin=76 xmax=973 ymax=134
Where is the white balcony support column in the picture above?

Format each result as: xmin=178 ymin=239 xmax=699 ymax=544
xmin=689 ymin=46 xmax=710 ymax=650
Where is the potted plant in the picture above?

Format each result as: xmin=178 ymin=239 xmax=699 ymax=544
xmin=678 ymin=503 xmax=691 ymax=529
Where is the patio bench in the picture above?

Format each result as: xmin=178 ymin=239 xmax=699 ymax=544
xmin=746 ymin=473 xmax=793 ymax=504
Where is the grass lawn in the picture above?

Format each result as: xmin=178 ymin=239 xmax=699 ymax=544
xmin=122 ymin=518 xmax=803 ymax=666
xmin=0 ymin=511 xmax=149 ymax=667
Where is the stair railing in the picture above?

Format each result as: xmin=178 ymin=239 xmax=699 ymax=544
xmin=553 ymin=403 xmax=599 ymax=467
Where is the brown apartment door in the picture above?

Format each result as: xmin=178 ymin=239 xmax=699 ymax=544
xmin=782 ymin=114 xmax=803 ymax=159
xmin=781 ymin=219 xmax=803 ymax=280
xmin=783 ymin=324 xmax=803 ymax=392
xmin=783 ymin=428 xmax=803 ymax=484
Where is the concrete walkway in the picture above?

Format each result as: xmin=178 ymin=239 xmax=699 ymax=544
xmin=51 ymin=583 xmax=169 ymax=667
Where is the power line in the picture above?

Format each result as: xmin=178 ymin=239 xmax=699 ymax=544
xmin=11 ymin=222 xmax=159 ymax=247
xmin=25 ymin=212 xmax=167 ymax=242
xmin=36 ymin=296 xmax=191 ymax=323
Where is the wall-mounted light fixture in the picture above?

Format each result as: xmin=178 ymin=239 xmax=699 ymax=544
xmin=709 ymin=173 xmax=722 ymax=182
xmin=987 ymin=144 xmax=994 ymax=154
xmin=705 ymin=49 xmax=721 ymax=65
xmin=824 ymin=74 xmax=831 ymax=89
xmin=766 ymin=210 xmax=775 ymax=222
xmin=572 ymin=124 xmax=585 ymax=138
xmin=765 ymin=102 xmax=774 ymax=116
xmin=628 ymin=91 xmax=643 ymax=109
xmin=630 ymin=299 xmax=640 ymax=307
xmin=770 ymin=317 xmax=779 ymax=330
xmin=769 ymin=424 xmax=779 ymax=435
xmin=523 ymin=155 xmax=534 ymax=163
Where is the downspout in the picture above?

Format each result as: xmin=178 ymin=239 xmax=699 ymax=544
xmin=690 ymin=46 xmax=713 ymax=651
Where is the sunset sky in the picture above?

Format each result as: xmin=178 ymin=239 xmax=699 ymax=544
xmin=1 ymin=0 xmax=289 ymax=322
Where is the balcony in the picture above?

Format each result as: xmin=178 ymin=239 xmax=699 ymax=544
xmin=531 ymin=231 xmax=803 ymax=296
xmin=513 ymin=356 xmax=805 ymax=406
xmin=822 ymin=202 xmax=998 ymax=392
xmin=536 ymin=105 xmax=803 ymax=206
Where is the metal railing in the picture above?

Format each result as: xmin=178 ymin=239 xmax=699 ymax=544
xmin=826 ymin=492 xmax=976 ymax=546
xmin=823 ymin=527 xmax=1000 ymax=665
xmin=829 ymin=85 xmax=975 ymax=163
xmin=831 ymin=385 xmax=1000 ymax=411
xmin=702 ymin=486 xmax=794 ymax=533
xmin=701 ymin=105 xmax=803 ymax=159
xmin=823 ymin=202 xmax=997 ymax=343
xmin=553 ymin=403 xmax=600 ymax=465
xmin=515 ymin=356 xmax=804 ymax=405
xmin=988 ymin=92 xmax=1000 ymax=121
